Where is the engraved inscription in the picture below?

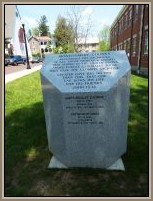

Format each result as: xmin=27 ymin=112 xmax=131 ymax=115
xmin=50 ymin=52 xmax=119 ymax=90
xmin=63 ymin=95 xmax=105 ymax=125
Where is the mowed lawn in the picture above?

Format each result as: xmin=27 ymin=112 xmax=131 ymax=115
xmin=5 ymin=71 xmax=149 ymax=197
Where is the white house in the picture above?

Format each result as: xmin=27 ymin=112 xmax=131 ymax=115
xmin=77 ymin=37 xmax=99 ymax=52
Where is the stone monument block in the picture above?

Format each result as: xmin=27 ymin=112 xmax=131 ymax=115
xmin=40 ymin=51 xmax=131 ymax=169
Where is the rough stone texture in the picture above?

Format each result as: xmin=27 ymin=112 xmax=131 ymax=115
xmin=40 ymin=51 xmax=131 ymax=169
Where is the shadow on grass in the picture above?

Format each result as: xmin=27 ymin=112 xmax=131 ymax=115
xmin=5 ymin=102 xmax=50 ymax=196
xmin=125 ymin=80 xmax=148 ymax=175
xmin=131 ymin=71 xmax=148 ymax=78
xmin=5 ymin=76 xmax=149 ymax=197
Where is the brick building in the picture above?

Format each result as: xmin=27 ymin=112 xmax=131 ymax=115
xmin=110 ymin=5 xmax=148 ymax=74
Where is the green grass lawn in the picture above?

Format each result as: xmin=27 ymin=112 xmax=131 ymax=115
xmin=5 ymin=72 xmax=149 ymax=197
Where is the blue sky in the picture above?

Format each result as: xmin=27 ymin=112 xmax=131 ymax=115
xmin=17 ymin=4 xmax=123 ymax=37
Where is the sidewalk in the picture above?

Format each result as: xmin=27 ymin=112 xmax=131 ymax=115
xmin=5 ymin=65 xmax=42 ymax=84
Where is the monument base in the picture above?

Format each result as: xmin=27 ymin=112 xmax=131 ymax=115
xmin=48 ymin=156 xmax=125 ymax=171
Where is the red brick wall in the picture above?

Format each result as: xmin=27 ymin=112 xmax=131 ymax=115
xmin=110 ymin=5 xmax=148 ymax=70
xmin=140 ymin=5 xmax=149 ymax=68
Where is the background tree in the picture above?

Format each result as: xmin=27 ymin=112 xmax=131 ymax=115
xmin=29 ymin=16 xmax=50 ymax=37
xmin=98 ymin=25 xmax=110 ymax=51
xmin=27 ymin=29 xmax=32 ymax=39
xmin=31 ymin=27 xmax=39 ymax=36
xmin=67 ymin=5 xmax=93 ymax=52
xmin=53 ymin=15 xmax=75 ymax=53
xmin=38 ymin=15 xmax=50 ymax=36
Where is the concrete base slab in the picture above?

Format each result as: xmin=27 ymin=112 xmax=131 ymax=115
xmin=48 ymin=156 xmax=125 ymax=170
xmin=107 ymin=158 xmax=125 ymax=171
xmin=48 ymin=156 xmax=67 ymax=168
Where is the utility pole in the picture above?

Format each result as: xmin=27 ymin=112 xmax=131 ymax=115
xmin=39 ymin=32 xmax=42 ymax=58
xmin=22 ymin=23 xmax=31 ymax=69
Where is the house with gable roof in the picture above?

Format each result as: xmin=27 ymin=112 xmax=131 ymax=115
xmin=28 ymin=35 xmax=56 ymax=55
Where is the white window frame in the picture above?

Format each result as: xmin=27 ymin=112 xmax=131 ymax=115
xmin=123 ymin=40 xmax=126 ymax=51
xmin=144 ymin=28 xmax=148 ymax=55
xmin=125 ymin=12 xmax=128 ymax=28
xmin=129 ymin=6 xmax=133 ymax=26
xmin=132 ymin=34 xmax=137 ymax=56
xmin=135 ymin=5 xmax=139 ymax=21
xmin=126 ymin=38 xmax=131 ymax=54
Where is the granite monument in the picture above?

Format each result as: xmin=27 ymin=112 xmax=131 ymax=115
xmin=40 ymin=51 xmax=131 ymax=170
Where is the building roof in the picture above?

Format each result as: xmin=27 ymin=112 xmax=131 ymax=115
xmin=36 ymin=36 xmax=51 ymax=41
xmin=28 ymin=35 xmax=51 ymax=42
xmin=77 ymin=37 xmax=99 ymax=44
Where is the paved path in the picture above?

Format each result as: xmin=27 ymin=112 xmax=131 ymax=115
xmin=5 ymin=65 xmax=42 ymax=84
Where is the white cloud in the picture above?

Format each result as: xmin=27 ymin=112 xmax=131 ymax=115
xmin=82 ymin=6 xmax=94 ymax=16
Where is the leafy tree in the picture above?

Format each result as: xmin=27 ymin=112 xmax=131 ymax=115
xmin=53 ymin=15 xmax=75 ymax=53
xmin=28 ymin=16 xmax=50 ymax=38
xmin=98 ymin=25 xmax=110 ymax=51
xmin=31 ymin=27 xmax=39 ymax=36
xmin=98 ymin=41 xmax=110 ymax=51
xmin=48 ymin=32 xmax=52 ymax=38
xmin=27 ymin=29 xmax=32 ymax=39
xmin=38 ymin=15 xmax=50 ymax=36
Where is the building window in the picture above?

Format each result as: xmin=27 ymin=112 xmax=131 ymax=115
xmin=41 ymin=42 xmax=43 ymax=45
xmin=118 ymin=44 xmax=120 ymax=50
xmin=127 ymin=12 xmax=129 ymax=27
xmin=122 ymin=16 xmax=125 ymax=30
xmin=121 ymin=17 xmax=123 ymax=31
xmin=126 ymin=39 xmax=130 ymax=54
xmin=111 ymin=30 xmax=113 ymax=38
xmin=123 ymin=40 xmax=126 ymax=51
xmin=121 ymin=43 xmax=123 ymax=50
xmin=118 ymin=22 xmax=120 ymax=34
xmin=119 ymin=43 xmax=121 ymax=50
xmin=125 ymin=12 xmax=128 ymax=28
xmin=114 ymin=27 xmax=116 ymax=36
xmin=44 ymin=42 xmax=47 ymax=45
xmin=119 ymin=20 xmax=122 ymax=34
xmin=144 ymin=30 xmax=148 ymax=54
xmin=134 ymin=5 xmax=139 ymax=21
xmin=132 ymin=36 xmax=137 ymax=56
xmin=129 ymin=8 xmax=132 ymax=25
